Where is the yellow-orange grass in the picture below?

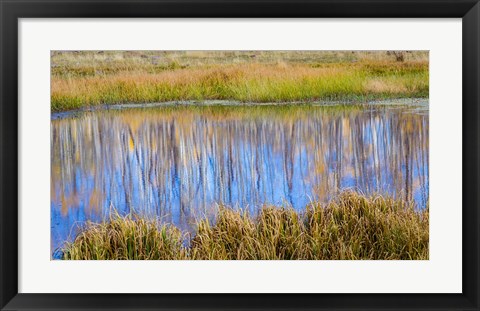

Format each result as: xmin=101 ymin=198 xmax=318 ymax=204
xmin=61 ymin=191 xmax=429 ymax=260
xmin=52 ymin=64 xmax=350 ymax=95
xmin=51 ymin=62 xmax=428 ymax=111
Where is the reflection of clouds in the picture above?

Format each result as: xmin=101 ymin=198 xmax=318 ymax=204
xmin=51 ymin=105 xmax=429 ymax=252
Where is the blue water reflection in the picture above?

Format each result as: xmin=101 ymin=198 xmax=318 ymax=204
xmin=51 ymin=104 xmax=429 ymax=255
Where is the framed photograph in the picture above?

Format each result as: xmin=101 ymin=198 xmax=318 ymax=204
xmin=1 ymin=0 xmax=479 ymax=310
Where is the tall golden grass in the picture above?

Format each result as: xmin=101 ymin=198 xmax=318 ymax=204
xmin=61 ymin=191 xmax=429 ymax=260
xmin=51 ymin=51 xmax=429 ymax=112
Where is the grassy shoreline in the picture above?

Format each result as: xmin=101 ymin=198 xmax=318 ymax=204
xmin=61 ymin=192 xmax=429 ymax=260
xmin=51 ymin=51 xmax=429 ymax=112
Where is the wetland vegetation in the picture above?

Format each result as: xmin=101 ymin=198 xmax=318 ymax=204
xmin=51 ymin=51 xmax=429 ymax=260
xmin=51 ymin=51 xmax=428 ymax=112
xmin=62 ymin=191 xmax=428 ymax=260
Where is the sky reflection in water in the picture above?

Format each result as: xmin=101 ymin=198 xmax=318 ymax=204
xmin=51 ymin=104 xmax=429 ymax=254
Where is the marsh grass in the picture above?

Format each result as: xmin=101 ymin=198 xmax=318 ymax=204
xmin=62 ymin=212 xmax=188 ymax=260
xmin=61 ymin=192 xmax=429 ymax=260
xmin=51 ymin=51 xmax=429 ymax=112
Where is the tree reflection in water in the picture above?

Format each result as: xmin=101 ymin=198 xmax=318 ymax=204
xmin=51 ymin=104 xmax=429 ymax=252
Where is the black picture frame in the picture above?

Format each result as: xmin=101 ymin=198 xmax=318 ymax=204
xmin=1 ymin=0 xmax=479 ymax=310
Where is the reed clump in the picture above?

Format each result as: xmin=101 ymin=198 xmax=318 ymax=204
xmin=62 ymin=214 xmax=188 ymax=260
xmin=61 ymin=192 xmax=429 ymax=260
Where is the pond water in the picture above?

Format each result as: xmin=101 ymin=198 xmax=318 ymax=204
xmin=51 ymin=103 xmax=429 ymax=255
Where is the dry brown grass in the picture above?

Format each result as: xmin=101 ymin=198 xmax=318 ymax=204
xmin=51 ymin=50 xmax=429 ymax=76
xmin=365 ymin=79 xmax=409 ymax=94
